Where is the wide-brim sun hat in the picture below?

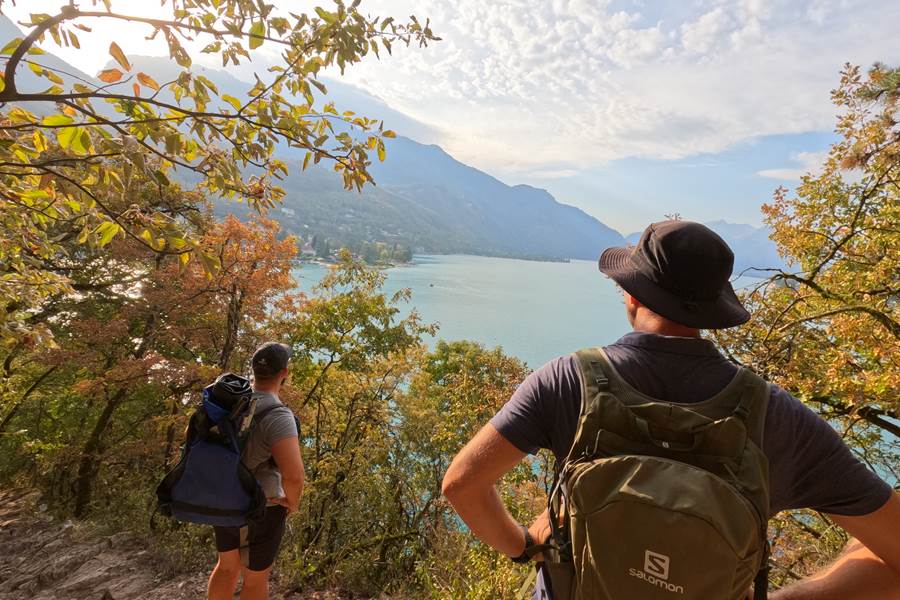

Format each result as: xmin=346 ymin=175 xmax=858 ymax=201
xmin=599 ymin=220 xmax=750 ymax=329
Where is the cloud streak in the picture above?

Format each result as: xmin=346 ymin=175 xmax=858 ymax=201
xmin=758 ymin=151 xmax=828 ymax=181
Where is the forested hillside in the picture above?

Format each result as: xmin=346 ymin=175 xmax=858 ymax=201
xmin=0 ymin=2 xmax=896 ymax=600
xmin=88 ymin=51 xmax=625 ymax=261
xmin=241 ymin=135 xmax=625 ymax=260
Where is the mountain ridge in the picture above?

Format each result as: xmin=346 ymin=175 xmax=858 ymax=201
xmin=106 ymin=55 xmax=626 ymax=260
xmin=1 ymin=15 xmax=783 ymax=266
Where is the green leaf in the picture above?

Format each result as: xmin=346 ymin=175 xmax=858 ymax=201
xmin=152 ymin=170 xmax=170 ymax=186
xmin=22 ymin=189 xmax=50 ymax=200
xmin=222 ymin=94 xmax=242 ymax=111
xmin=57 ymin=125 xmax=80 ymax=150
xmin=197 ymin=251 xmax=221 ymax=275
xmin=94 ymin=221 xmax=122 ymax=247
xmin=44 ymin=69 xmax=63 ymax=85
xmin=76 ymin=223 xmax=92 ymax=244
xmin=32 ymin=129 xmax=46 ymax=152
xmin=42 ymin=114 xmax=73 ymax=127
xmin=249 ymin=21 xmax=265 ymax=49
xmin=0 ymin=38 xmax=21 ymax=56
xmin=315 ymin=7 xmax=336 ymax=23
xmin=72 ymin=129 xmax=91 ymax=155
xmin=109 ymin=41 xmax=131 ymax=71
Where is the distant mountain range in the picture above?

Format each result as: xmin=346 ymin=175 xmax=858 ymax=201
xmin=112 ymin=54 xmax=625 ymax=260
xmin=2 ymin=16 xmax=785 ymax=268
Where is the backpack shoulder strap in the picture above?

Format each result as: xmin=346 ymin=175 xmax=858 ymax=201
xmin=573 ymin=347 xmax=612 ymax=408
xmin=547 ymin=348 xmax=615 ymax=557
xmin=252 ymin=404 xmax=285 ymax=423
xmin=734 ymin=368 xmax=769 ymax=449
xmin=241 ymin=403 xmax=299 ymax=449
xmin=242 ymin=404 xmax=288 ymax=438
xmin=565 ymin=347 xmax=614 ymax=463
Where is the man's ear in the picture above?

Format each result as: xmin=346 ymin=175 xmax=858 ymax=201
xmin=624 ymin=293 xmax=642 ymax=309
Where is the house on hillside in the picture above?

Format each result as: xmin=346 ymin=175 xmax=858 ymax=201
xmin=300 ymin=241 xmax=316 ymax=259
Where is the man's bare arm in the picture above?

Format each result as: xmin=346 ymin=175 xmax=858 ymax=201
xmin=772 ymin=492 xmax=900 ymax=600
xmin=270 ymin=435 xmax=304 ymax=514
xmin=442 ymin=423 xmax=535 ymax=557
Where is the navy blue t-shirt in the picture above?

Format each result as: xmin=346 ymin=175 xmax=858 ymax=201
xmin=491 ymin=331 xmax=892 ymax=517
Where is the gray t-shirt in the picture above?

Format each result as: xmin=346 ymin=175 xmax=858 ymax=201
xmin=242 ymin=391 xmax=299 ymax=501
xmin=491 ymin=332 xmax=892 ymax=517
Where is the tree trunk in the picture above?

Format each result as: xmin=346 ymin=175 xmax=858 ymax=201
xmin=218 ymin=284 xmax=244 ymax=369
xmin=0 ymin=365 xmax=57 ymax=434
xmin=73 ymin=389 xmax=124 ymax=517
xmin=162 ymin=395 xmax=182 ymax=469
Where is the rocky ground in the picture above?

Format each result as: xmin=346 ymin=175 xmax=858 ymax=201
xmin=0 ymin=489 xmax=344 ymax=600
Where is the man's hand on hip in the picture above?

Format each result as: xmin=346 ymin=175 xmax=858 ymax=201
xmin=528 ymin=508 xmax=553 ymax=562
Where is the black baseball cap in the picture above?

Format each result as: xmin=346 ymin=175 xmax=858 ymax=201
xmin=598 ymin=220 xmax=750 ymax=329
xmin=251 ymin=342 xmax=293 ymax=379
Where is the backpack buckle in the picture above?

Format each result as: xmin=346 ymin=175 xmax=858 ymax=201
xmin=589 ymin=361 xmax=609 ymax=390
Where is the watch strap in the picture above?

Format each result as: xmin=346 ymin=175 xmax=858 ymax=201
xmin=510 ymin=525 xmax=534 ymax=564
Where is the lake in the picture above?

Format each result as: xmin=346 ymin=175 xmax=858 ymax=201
xmin=293 ymin=255 xmax=898 ymax=483
xmin=294 ymin=254 xmax=731 ymax=368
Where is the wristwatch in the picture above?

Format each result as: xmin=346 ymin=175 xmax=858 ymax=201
xmin=510 ymin=524 xmax=535 ymax=564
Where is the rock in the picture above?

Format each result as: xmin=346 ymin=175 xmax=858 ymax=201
xmin=108 ymin=531 xmax=134 ymax=547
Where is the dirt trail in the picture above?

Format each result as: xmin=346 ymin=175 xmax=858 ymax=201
xmin=0 ymin=489 xmax=342 ymax=600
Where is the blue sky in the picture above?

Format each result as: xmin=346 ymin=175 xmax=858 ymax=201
xmin=5 ymin=0 xmax=899 ymax=233
xmin=521 ymin=131 xmax=839 ymax=233
xmin=338 ymin=0 xmax=900 ymax=231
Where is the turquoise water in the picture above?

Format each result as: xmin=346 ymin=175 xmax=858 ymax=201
xmin=295 ymin=255 xmax=897 ymax=484
xmin=293 ymin=254 xmax=633 ymax=368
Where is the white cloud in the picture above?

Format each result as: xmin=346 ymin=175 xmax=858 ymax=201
xmin=343 ymin=0 xmax=899 ymax=177
xmin=681 ymin=7 xmax=733 ymax=55
xmin=528 ymin=169 xmax=580 ymax=179
xmin=758 ymin=151 xmax=828 ymax=180
xmin=5 ymin=0 xmax=898 ymax=183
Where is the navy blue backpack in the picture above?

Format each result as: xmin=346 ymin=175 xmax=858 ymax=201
xmin=156 ymin=373 xmax=277 ymax=527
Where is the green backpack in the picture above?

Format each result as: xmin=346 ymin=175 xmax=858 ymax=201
xmin=543 ymin=348 xmax=770 ymax=600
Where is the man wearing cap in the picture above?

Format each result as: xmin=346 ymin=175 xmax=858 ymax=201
xmin=442 ymin=221 xmax=899 ymax=599
xmin=208 ymin=342 xmax=305 ymax=600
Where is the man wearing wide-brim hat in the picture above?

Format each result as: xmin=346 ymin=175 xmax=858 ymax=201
xmin=442 ymin=220 xmax=899 ymax=599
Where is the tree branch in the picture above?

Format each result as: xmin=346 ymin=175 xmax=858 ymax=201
xmin=2 ymin=8 xmax=73 ymax=96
